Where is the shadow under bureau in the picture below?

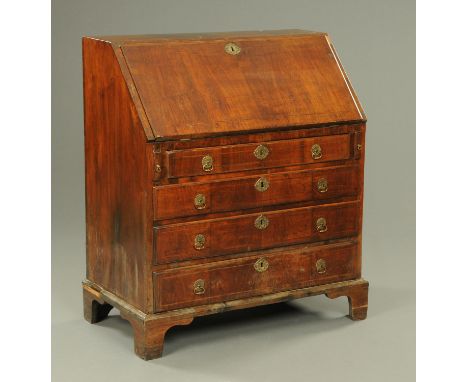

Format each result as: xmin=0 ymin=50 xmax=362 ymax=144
xmin=82 ymin=30 xmax=369 ymax=360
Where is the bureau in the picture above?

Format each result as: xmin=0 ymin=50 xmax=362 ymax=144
xmin=82 ymin=30 xmax=369 ymax=360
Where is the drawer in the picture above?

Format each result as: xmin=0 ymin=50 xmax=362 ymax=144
xmin=153 ymin=241 xmax=359 ymax=311
xmin=166 ymin=134 xmax=351 ymax=178
xmin=154 ymin=201 xmax=359 ymax=264
xmin=154 ymin=164 xmax=360 ymax=220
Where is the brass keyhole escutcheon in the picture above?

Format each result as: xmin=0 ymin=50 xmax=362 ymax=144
xmin=194 ymin=193 xmax=206 ymax=210
xmin=317 ymin=178 xmax=328 ymax=193
xmin=193 ymin=279 xmax=206 ymax=295
xmin=311 ymin=144 xmax=322 ymax=159
xmin=254 ymin=257 xmax=269 ymax=273
xmin=254 ymin=144 xmax=269 ymax=160
xmin=194 ymin=234 xmax=206 ymax=250
xmin=202 ymin=155 xmax=213 ymax=172
xmin=255 ymin=177 xmax=269 ymax=192
xmin=316 ymin=217 xmax=328 ymax=233
xmin=254 ymin=214 xmax=269 ymax=230
xmin=316 ymin=259 xmax=327 ymax=274
xmin=224 ymin=42 xmax=241 ymax=55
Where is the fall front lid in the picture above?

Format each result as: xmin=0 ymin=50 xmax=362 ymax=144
xmin=118 ymin=31 xmax=365 ymax=140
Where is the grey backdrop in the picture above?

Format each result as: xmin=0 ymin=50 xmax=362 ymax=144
xmin=52 ymin=1 xmax=415 ymax=381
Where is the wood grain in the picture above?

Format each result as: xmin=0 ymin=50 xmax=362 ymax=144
xmin=120 ymin=33 xmax=365 ymax=140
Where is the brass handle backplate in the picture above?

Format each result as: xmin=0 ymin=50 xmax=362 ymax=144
xmin=254 ymin=144 xmax=269 ymax=160
xmin=194 ymin=193 xmax=206 ymax=210
xmin=254 ymin=177 xmax=270 ymax=192
xmin=254 ymin=214 xmax=269 ymax=230
xmin=317 ymin=178 xmax=328 ymax=193
xmin=316 ymin=217 xmax=328 ymax=233
xmin=311 ymin=144 xmax=322 ymax=159
xmin=316 ymin=259 xmax=327 ymax=274
xmin=254 ymin=257 xmax=269 ymax=273
xmin=194 ymin=234 xmax=206 ymax=250
xmin=202 ymin=155 xmax=213 ymax=172
xmin=193 ymin=279 xmax=206 ymax=295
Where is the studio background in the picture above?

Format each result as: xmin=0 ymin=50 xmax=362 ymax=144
xmin=52 ymin=1 xmax=415 ymax=381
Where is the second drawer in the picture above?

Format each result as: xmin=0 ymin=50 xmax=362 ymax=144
xmin=154 ymin=164 xmax=360 ymax=220
xmin=154 ymin=200 xmax=360 ymax=264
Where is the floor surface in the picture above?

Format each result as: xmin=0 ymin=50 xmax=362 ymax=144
xmin=52 ymin=235 xmax=415 ymax=382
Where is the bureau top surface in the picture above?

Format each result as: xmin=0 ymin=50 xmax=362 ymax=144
xmin=85 ymin=30 xmax=365 ymax=141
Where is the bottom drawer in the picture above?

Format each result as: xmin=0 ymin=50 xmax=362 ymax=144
xmin=153 ymin=241 xmax=360 ymax=312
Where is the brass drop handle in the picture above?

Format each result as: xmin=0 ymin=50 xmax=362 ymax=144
xmin=254 ymin=257 xmax=269 ymax=272
xmin=202 ymin=155 xmax=213 ymax=172
xmin=311 ymin=144 xmax=322 ymax=159
xmin=194 ymin=234 xmax=206 ymax=250
xmin=317 ymin=178 xmax=328 ymax=193
xmin=316 ymin=217 xmax=328 ymax=233
xmin=254 ymin=144 xmax=269 ymax=160
xmin=193 ymin=194 xmax=206 ymax=210
xmin=194 ymin=193 xmax=206 ymax=210
xmin=316 ymin=259 xmax=327 ymax=274
xmin=193 ymin=279 xmax=206 ymax=295
xmin=254 ymin=214 xmax=269 ymax=230
xmin=255 ymin=177 xmax=270 ymax=192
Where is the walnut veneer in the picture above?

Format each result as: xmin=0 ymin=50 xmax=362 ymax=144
xmin=82 ymin=30 xmax=369 ymax=360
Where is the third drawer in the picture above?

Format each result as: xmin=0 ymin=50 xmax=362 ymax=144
xmin=154 ymin=200 xmax=360 ymax=264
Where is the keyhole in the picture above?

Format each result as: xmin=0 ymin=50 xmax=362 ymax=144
xmin=230 ymin=46 xmax=235 ymax=53
xmin=255 ymin=177 xmax=269 ymax=192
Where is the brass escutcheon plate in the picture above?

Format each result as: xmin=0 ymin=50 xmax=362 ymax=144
xmin=193 ymin=279 xmax=206 ymax=295
xmin=224 ymin=42 xmax=241 ymax=55
xmin=316 ymin=259 xmax=327 ymax=274
xmin=202 ymin=155 xmax=213 ymax=172
xmin=254 ymin=177 xmax=269 ymax=192
xmin=254 ymin=144 xmax=269 ymax=160
xmin=194 ymin=234 xmax=206 ymax=250
xmin=254 ymin=257 xmax=269 ymax=273
xmin=311 ymin=144 xmax=322 ymax=159
xmin=254 ymin=214 xmax=269 ymax=230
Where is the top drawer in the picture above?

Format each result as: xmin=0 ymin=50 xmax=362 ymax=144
xmin=166 ymin=134 xmax=351 ymax=178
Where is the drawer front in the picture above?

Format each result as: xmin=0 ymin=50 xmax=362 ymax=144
xmin=153 ymin=241 xmax=359 ymax=311
xmin=154 ymin=165 xmax=360 ymax=220
xmin=166 ymin=134 xmax=351 ymax=178
xmin=154 ymin=201 xmax=359 ymax=264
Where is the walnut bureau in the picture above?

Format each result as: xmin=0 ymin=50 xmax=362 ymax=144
xmin=82 ymin=30 xmax=369 ymax=360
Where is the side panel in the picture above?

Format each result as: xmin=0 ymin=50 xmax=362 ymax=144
xmin=83 ymin=38 xmax=154 ymax=312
